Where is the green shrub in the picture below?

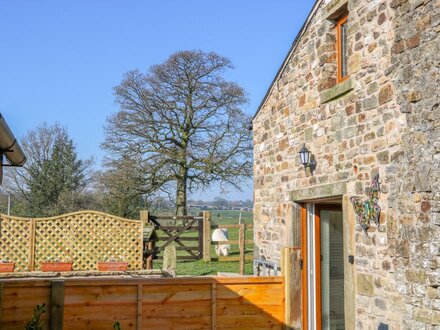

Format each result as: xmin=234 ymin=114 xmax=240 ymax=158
xmin=24 ymin=304 xmax=46 ymax=330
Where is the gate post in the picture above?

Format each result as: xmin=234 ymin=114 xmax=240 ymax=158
xmin=198 ymin=213 xmax=204 ymax=259
xmin=283 ymin=247 xmax=302 ymax=330
xmin=202 ymin=211 xmax=211 ymax=262
xmin=141 ymin=210 xmax=154 ymax=270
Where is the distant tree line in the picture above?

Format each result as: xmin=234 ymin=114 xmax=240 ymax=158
xmin=188 ymin=197 xmax=253 ymax=210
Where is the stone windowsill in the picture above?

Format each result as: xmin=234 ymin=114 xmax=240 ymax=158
xmin=320 ymin=77 xmax=354 ymax=104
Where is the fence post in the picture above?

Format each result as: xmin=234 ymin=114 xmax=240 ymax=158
xmin=141 ymin=210 xmax=155 ymax=270
xmin=198 ymin=213 xmax=204 ymax=259
xmin=50 ymin=280 xmax=65 ymax=330
xmin=203 ymin=211 xmax=211 ymax=262
xmin=140 ymin=210 xmax=148 ymax=270
xmin=137 ymin=284 xmax=143 ymax=330
xmin=29 ymin=218 xmax=36 ymax=271
xmin=0 ymin=282 xmax=3 ymax=325
xmin=162 ymin=245 xmax=176 ymax=277
xmin=140 ymin=210 xmax=149 ymax=226
xmin=283 ymin=247 xmax=302 ymax=330
xmin=239 ymin=223 xmax=245 ymax=275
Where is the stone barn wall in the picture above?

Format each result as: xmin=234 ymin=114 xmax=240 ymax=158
xmin=252 ymin=0 xmax=439 ymax=328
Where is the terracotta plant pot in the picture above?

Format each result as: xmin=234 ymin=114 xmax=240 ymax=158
xmin=41 ymin=262 xmax=73 ymax=272
xmin=0 ymin=262 xmax=15 ymax=273
xmin=97 ymin=262 xmax=128 ymax=271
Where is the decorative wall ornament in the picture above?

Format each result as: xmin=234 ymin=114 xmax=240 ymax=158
xmin=350 ymin=174 xmax=381 ymax=234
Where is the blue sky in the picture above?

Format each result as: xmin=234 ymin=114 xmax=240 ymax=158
xmin=0 ymin=0 xmax=315 ymax=200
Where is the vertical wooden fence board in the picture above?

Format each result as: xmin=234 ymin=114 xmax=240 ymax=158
xmin=137 ymin=284 xmax=142 ymax=330
xmin=0 ymin=282 xmax=3 ymax=326
xmin=51 ymin=280 xmax=64 ymax=330
xmin=212 ymin=283 xmax=217 ymax=330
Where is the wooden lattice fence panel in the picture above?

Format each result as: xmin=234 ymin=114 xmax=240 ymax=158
xmin=0 ymin=215 xmax=32 ymax=271
xmin=34 ymin=211 xmax=143 ymax=271
xmin=0 ymin=211 xmax=143 ymax=272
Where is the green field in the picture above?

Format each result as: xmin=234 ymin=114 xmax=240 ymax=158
xmin=153 ymin=209 xmax=254 ymax=276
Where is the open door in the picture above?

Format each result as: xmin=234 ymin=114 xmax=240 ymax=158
xmin=301 ymin=203 xmax=345 ymax=330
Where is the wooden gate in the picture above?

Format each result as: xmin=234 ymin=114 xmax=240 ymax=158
xmin=148 ymin=214 xmax=204 ymax=261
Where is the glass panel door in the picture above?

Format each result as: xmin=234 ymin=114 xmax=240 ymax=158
xmin=318 ymin=208 xmax=345 ymax=330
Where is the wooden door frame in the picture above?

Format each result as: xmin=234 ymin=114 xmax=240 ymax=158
xmin=301 ymin=206 xmax=308 ymax=330
xmin=301 ymin=203 xmax=343 ymax=330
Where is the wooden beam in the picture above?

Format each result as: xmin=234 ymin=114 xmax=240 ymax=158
xmin=156 ymin=255 xmax=198 ymax=261
xmin=283 ymin=247 xmax=292 ymax=330
xmin=157 ymin=236 xmax=199 ymax=241
xmin=283 ymin=247 xmax=302 ymax=330
xmin=50 ymin=280 xmax=65 ymax=330
xmin=214 ymin=224 xmax=254 ymax=229
xmin=214 ymin=256 xmax=254 ymax=262
xmin=211 ymin=239 xmax=253 ymax=245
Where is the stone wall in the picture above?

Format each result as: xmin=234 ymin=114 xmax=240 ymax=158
xmin=252 ymin=0 xmax=439 ymax=328
xmin=387 ymin=0 xmax=440 ymax=328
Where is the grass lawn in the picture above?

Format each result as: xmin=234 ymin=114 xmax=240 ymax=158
xmin=153 ymin=209 xmax=254 ymax=276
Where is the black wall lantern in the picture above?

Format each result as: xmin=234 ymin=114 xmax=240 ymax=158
xmin=299 ymin=144 xmax=316 ymax=175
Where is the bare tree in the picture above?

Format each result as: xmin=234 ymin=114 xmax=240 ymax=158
xmin=96 ymin=157 xmax=149 ymax=218
xmin=102 ymin=50 xmax=253 ymax=215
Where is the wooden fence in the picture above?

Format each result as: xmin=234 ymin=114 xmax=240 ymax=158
xmin=0 ymin=211 xmax=144 ymax=271
xmin=0 ymin=276 xmax=285 ymax=330
xmin=148 ymin=213 xmax=204 ymax=261
xmin=200 ymin=211 xmax=253 ymax=275
xmin=209 ymin=223 xmax=253 ymax=275
xmin=146 ymin=211 xmax=254 ymax=274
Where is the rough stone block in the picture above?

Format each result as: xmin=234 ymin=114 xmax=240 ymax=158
xmin=379 ymin=84 xmax=394 ymax=105
xmin=405 ymin=268 xmax=426 ymax=283
xmin=357 ymin=273 xmax=375 ymax=296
